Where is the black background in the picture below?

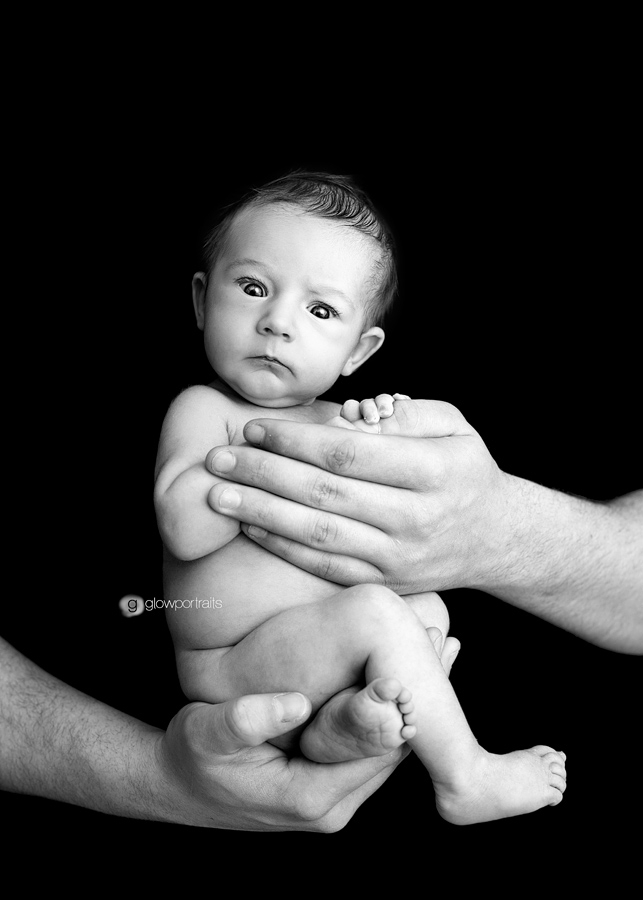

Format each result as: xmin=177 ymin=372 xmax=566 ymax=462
xmin=3 ymin=82 xmax=640 ymax=888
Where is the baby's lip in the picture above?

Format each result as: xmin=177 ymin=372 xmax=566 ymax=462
xmin=253 ymin=355 xmax=292 ymax=373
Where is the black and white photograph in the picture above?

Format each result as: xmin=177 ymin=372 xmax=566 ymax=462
xmin=2 ymin=70 xmax=640 ymax=890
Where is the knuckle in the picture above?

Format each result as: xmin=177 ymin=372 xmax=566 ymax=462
xmin=307 ymin=512 xmax=339 ymax=548
xmin=251 ymin=500 xmax=271 ymax=527
xmin=324 ymin=437 xmax=356 ymax=474
xmin=224 ymin=697 xmax=258 ymax=742
xmin=308 ymin=472 xmax=340 ymax=508
xmin=315 ymin=551 xmax=343 ymax=582
xmin=247 ymin=452 xmax=272 ymax=486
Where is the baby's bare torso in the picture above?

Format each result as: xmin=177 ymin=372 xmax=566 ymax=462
xmin=163 ymin=387 xmax=343 ymax=652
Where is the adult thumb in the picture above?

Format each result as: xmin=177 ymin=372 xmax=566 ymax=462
xmin=191 ymin=693 xmax=312 ymax=757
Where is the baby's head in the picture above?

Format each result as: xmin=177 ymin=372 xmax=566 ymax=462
xmin=193 ymin=172 xmax=398 ymax=407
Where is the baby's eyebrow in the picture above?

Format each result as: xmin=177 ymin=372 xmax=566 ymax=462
xmin=308 ymin=284 xmax=355 ymax=308
xmin=226 ymin=257 xmax=268 ymax=272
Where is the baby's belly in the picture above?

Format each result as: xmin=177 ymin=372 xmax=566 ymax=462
xmin=163 ymin=534 xmax=340 ymax=650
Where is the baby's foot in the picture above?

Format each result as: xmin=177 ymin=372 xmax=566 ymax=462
xmin=300 ymin=678 xmax=416 ymax=763
xmin=435 ymin=745 xmax=567 ymax=825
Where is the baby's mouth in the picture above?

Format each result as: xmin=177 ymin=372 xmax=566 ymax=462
xmin=254 ymin=355 xmax=291 ymax=372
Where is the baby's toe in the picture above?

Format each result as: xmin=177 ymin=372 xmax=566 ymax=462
xmin=396 ymin=686 xmax=412 ymax=705
xmin=370 ymin=677 xmax=403 ymax=702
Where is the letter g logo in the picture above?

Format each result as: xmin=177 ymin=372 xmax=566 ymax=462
xmin=119 ymin=595 xmax=144 ymax=617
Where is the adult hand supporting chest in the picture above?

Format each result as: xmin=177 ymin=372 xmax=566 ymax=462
xmin=206 ymin=399 xmax=643 ymax=654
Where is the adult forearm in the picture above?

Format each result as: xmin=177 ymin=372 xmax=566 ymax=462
xmin=480 ymin=481 xmax=643 ymax=653
xmin=0 ymin=638 xmax=174 ymax=819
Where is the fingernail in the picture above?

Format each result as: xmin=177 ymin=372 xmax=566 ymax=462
xmin=273 ymin=692 xmax=308 ymax=722
xmin=218 ymin=487 xmax=241 ymax=509
xmin=211 ymin=450 xmax=235 ymax=473
xmin=245 ymin=524 xmax=267 ymax=539
xmin=245 ymin=423 xmax=265 ymax=444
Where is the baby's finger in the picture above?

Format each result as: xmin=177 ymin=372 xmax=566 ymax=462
xmin=375 ymin=394 xmax=395 ymax=418
xmin=340 ymin=399 xmax=361 ymax=422
xmin=392 ymin=393 xmax=411 ymax=400
xmin=359 ymin=398 xmax=380 ymax=424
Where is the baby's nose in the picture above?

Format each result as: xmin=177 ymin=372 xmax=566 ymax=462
xmin=257 ymin=302 xmax=294 ymax=340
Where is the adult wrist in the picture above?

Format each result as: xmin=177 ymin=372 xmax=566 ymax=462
xmin=468 ymin=472 xmax=557 ymax=597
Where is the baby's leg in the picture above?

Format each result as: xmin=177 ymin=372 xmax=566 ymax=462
xmin=404 ymin=591 xmax=461 ymax=676
xmin=180 ymin=584 xmax=566 ymax=824
xmin=300 ymin=590 xmax=460 ymax=762
xmin=178 ymin=585 xmax=422 ymax=760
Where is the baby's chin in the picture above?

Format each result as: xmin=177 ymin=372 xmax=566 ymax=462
xmin=220 ymin=379 xmax=318 ymax=409
xmin=243 ymin=393 xmax=317 ymax=409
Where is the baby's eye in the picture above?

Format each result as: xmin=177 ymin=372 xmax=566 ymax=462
xmin=309 ymin=302 xmax=338 ymax=320
xmin=239 ymin=280 xmax=266 ymax=298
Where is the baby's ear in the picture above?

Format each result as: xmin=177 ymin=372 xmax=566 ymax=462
xmin=192 ymin=272 xmax=208 ymax=330
xmin=341 ymin=327 xmax=385 ymax=376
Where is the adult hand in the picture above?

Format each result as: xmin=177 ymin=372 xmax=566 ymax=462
xmin=0 ymin=638 xmax=407 ymax=831
xmin=158 ymin=692 xmax=408 ymax=831
xmin=205 ymin=400 xmax=643 ymax=652
xmin=206 ymin=400 xmax=508 ymax=593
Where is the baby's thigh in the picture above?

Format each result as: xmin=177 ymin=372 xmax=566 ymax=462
xmin=177 ymin=588 xmax=450 ymax=707
xmin=403 ymin=591 xmax=450 ymax=638
xmin=212 ymin=583 xmax=421 ymax=712
xmin=176 ymin=587 xmax=358 ymax=708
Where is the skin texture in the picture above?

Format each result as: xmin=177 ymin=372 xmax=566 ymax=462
xmin=0 ymin=636 xmax=408 ymax=831
xmin=155 ymin=207 xmax=450 ymax=775
xmin=203 ymin=400 xmax=643 ymax=654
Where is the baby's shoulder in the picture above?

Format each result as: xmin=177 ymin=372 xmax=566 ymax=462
xmin=162 ymin=384 xmax=240 ymax=442
xmin=166 ymin=383 xmax=234 ymax=420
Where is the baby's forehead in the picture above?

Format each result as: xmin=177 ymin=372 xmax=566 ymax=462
xmin=223 ymin=201 xmax=379 ymax=267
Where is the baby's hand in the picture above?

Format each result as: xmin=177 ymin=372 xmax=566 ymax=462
xmin=340 ymin=394 xmax=411 ymax=429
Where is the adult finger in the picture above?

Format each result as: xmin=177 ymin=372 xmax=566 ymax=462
xmin=241 ymin=402 xmax=470 ymax=486
xmin=187 ymin=693 xmax=312 ymax=757
xmin=240 ymin=524 xmax=385 ymax=586
xmin=193 ymin=694 xmax=409 ymax=813
xmin=207 ymin=430 xmax=431 ymax=497
xmin=283 ymin=743 xmax=411 ymax=831
xmin=175 ymin=695 xmax=408 ymax=832
xmin=209 ymin=480 xmax=393 ymax=564
xmin=206 ymin=444 xmax=418 ymax=528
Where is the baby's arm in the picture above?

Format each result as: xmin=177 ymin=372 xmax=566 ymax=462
xmin=339 ymin=393 xmax=411 ymax=433
xmin=154 ymin=386 xmax=240 ymax=561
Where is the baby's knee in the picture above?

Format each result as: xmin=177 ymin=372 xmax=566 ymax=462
xmin=404 ymin=591 xmax=450 ymax=638
xmin=340 ymin=583 xmax=425 ymax=635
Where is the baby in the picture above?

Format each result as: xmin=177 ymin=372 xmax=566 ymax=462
xmin=154 ymin=172 xmax=567 ymax=824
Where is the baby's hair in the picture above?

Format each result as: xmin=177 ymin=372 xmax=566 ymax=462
xmin=202 ymin=171 xmax=398 ymax=326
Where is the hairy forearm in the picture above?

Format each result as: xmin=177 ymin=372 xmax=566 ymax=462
xmin=480 ymin=481 xmax=643 ymax=653
xmin=0 ymin=638 xmax=178 ymax=819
